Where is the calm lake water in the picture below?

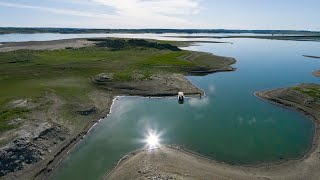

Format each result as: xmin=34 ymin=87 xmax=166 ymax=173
xmin=1 ymin=34 xmax=319 ymax=180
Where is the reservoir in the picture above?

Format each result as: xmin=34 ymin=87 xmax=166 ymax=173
xmin=1 ymin=34 xmax=318 ymax=180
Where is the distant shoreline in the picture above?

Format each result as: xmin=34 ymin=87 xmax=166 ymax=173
xmin=0 ymin=27 xmax=319 ymax=35
xmin=165 ymin=35 xmax=320 ymax=42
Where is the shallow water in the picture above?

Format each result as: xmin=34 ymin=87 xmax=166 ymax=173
xmin=1 ymin=34 xmax=319 ymax=180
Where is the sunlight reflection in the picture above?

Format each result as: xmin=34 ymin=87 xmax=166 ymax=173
xmin=145 ymin=129 xmax=161 ymax=149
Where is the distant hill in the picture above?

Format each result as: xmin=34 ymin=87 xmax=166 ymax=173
xmin=0 ymin=27 xmax=319 ymax=35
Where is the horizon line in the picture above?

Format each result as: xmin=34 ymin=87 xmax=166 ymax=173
xmin=0 ymin=27 xmax=319 ymax=33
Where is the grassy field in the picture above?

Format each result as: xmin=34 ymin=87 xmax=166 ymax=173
xmin=292 ymin=86 xmax=320 ymax=99
xmin=0 ymin=39 xmax=233 ymax=133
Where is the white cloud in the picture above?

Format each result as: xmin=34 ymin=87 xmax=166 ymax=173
xmin=0 ymin=0 xmax=203 ymax=28
xmin=0 ymin=2 xmax=116 ymax=19
xmin=91 ymin=0 xmax=202 ymax=27
xmin=93 ymin=0 xmax=201 ymax=16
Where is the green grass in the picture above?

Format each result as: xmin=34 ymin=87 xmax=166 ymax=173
xmin=292 ymin=87 xmax=320 ymax=99
xmin=0 ymin=50 xmax=36 ymax=64
xmin=0 ymin=39 xmax=232 ymax=132
xmin=114 ymin=71 xmax=134 ymax=82
xmin=142 ymin=51 xmax=193 ymax=66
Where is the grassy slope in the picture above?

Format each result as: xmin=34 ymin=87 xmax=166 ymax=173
xmin=0 ymin=40 xmax=233 ymax=133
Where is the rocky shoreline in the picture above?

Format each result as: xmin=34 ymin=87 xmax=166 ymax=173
xmin=0 ymin=124 xmax=68 ymax=176
xmin=0 ymin=92 xmax=115 ymax=179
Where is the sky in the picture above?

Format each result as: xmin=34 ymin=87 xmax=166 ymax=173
xmin=0 ymin=0 xmax=319 ymax=30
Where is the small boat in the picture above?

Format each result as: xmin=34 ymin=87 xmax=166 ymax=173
xmin=178 ymin=92 xmax=184 ymax=103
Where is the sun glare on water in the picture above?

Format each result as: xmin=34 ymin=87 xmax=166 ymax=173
xmin=145 ymin=130 xmax=160 ymax=149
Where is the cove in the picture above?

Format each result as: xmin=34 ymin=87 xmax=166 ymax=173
xmin=41 ymin=37 xmax=319 ymax=180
